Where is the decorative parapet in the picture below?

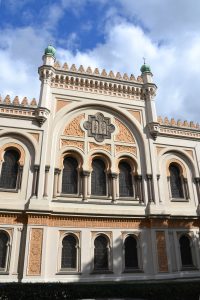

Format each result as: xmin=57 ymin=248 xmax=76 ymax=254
xmin=158 ymin=116 xmax=199 ymax=130
xmin=53 ymin=61 xmax=143 ymax=83
xmin=0 ymin=95 xmax=37 ymax=107
xmin=157 ymin=116 xmax=200 ymax=140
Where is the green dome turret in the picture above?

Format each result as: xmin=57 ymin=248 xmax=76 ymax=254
xmin=140 ymin=63 xmax=151 ymax=74
xmin=44 ymin=45 xmax=56 ymax=57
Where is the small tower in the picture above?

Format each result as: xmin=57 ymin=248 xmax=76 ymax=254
xmin=42 ymin=45 xmax=56 ymax=66
xmin=37 ymin=45 xmax=56 ymax=115
xmin=140 ymin=60 xmax=153 ymax=84
xmin=140 ymin=61 xmax=159 ymax=139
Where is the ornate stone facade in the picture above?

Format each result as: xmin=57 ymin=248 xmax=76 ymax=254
xmin=0 ymin=48 xmax=199 ymax=284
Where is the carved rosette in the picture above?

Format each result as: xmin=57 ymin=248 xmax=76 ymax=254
xmin=27 ymin=228 xmax=43 ymax=276
xmin=114 ymin=118 xmax=135 ymax=143
xmin=64 ymin=114 xmax=85 ymax=137
xmin=83 ymin=112 xmax=115 ymax=142
xmin=156 ymin=231 xmax=168 ymax=272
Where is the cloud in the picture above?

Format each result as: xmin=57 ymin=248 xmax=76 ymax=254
xmin=0 ymin=1 xmax=200 ymax=122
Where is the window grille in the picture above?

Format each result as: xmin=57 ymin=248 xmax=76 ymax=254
xmin=62 ymin=157 xmax=78 ymax=194
xmin=169 ymin=164 xmax=184 ymax=198
xmin=61 ymin=235 xmax=77 ymax=269
xmin=179 ymin=235 xmax=193 ymax=267
xmin=0 ymin=150 xmax=19 ymax=189
xmin=91 ymin=159 xmax=106 ymax=196
xmin=0 ymin=231 xmax=9 ymax=269
xmin=124 ymin=236 xmax=138 ymax=269
xmin=119 ymin=162 xmax=133 ymax=197
xmin=94 ymin=235 xmax=108 ymax=270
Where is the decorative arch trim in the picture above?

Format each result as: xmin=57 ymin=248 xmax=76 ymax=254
xmin=0 ymin=143 xmax=25 ymax=166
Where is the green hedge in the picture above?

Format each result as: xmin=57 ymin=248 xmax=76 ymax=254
xmin=0 ymin=280 xmax=200 ymax=300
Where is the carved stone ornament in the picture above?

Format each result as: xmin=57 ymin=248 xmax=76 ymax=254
xmin=83 ymin=112 xmax=115 ymax=142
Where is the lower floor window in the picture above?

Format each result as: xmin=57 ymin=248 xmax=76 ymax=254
xmin=94 ymin=235 xmax=109 ymax=271
xmin=61 ymin=235 xmax=77 ymax=270
xmin=124 ymin=235 xmax=139 ymax=269
xmin=179 ymin=235 xmax=193 ymax=268
xmin=0 ymin=231 xmax=9 ymax=271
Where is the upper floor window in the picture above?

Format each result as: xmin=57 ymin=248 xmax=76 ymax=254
xmin=124 ymin=235 xmax=138 ymax=270
xmin=91 ymin=159 xmax=106 ymax=196
xmin=179 ymin=235 xmax=193 ymax=268
xmin=62 ymin=157 xmax=78 ymax=194
xmin=94 ymin=235 xmax=109 ymax=271
xmin=0 ymin=149 xmax=19 ymax=190
xmin=0 ymin=231 xmax=9 ymax=271
xmin=119 ymin=162 xmax=133 ymax=197
xmin=169 ymin=164 xmax=184 ymax=198
xmin=61 ymin=234 xmax=78 ymax=270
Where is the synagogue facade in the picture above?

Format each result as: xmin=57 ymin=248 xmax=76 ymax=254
xmin=0 ymin=46 xmax=200 ymax=282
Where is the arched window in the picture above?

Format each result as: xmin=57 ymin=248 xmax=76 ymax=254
xmin=62 ymin=157 xmax=78 ymax=194
xmin=0 ymin=149 xmax=19 ymax=189
xmin=61 ymin=235 xmax=77 ymax=269
xmin=124 ymin=235 xmax=138 ymax=269
xmin=169 ymin=164 xmax=184 ymax=198
xmin=94 ymin=235 xmax=109 ymax=270
xmin=179 ymin=235 xmax=193 ymax=267
xmin=91 ymin=159 xmax=106 ymax=196
xmin=0 ymin=231 xmax=9 ymax=270
xmin=119 ymin=162 xmax=133 ymax=197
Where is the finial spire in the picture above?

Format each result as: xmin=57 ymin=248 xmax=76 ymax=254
xmin=143 ymin=57 xmax=146 ymax=64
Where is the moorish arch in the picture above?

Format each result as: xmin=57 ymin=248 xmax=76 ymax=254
xmin=51 ymin=103 xmax=148 ymax=175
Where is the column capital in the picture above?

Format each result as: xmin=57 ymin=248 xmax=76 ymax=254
xmin=109 ymin=173 xmax=118 ymax=179
xmin=194 ymin=177 xmax=200 ymax=183
xmin=54 ymin=168 xmax=60 ymax=175
xmin=45 ymin=165 xmax=50 ymax=172
xmin=81 ymin=170 xmax=90 ymax=177
xmin=146 ymin=174 xmax=153 ymax=180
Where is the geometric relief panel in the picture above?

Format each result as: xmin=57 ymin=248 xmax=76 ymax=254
xmin=156 ymin=231 xmax=168 ymax=273
xmin=114 ymin=118 xmax=135 ymax=143
xmin=27 ymin=228 xmax=43 ymax=276
xmin=64 ymin=114 xmax=85 ymax=137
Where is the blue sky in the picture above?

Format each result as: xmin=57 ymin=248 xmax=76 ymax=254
xmin=1 ymin=0 xmax=200 ymax=122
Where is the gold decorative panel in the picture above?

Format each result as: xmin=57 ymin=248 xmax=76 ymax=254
xmin=156 ymin=231 xmax=168 ymax=273
xmin=64 ymin=114 xmax=85 ymax=137
xmin=61 ymin=139 xmax=84 ymax=151
xmin=114 ymin=118 xmax=135 ymax=143
xmin=115 ymin=145 xmax=137 ymax=155
xmin=27 ymin=228 xmax=43 ymax=276
xmin=89 ymin=142 xmax=111 ymax=152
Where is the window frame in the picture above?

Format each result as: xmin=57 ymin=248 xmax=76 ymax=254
xmin=91 ymin=233 xmax=113 ymax=274
xmin=179 ymin=233 xmax=196 ymax=271
xmin=122 ymin=233 xmax=142 ymax=273
xmin=0 ymin=229 xmax=11 ymax=274
xmin=0 ymin=149 xmax=21 ymax=192
xmin=90 ymin=158 xmax=108 ymax=198
xmin=57 ymin=232 xmax=81 ymax=274
xmin=118 ymin=161 xmax=134 ymax=199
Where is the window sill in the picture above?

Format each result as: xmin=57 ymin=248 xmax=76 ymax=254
xmin=91 ymin=270 xmax=113 ymax=274
xmin=56 ymin=271 xmax=81 ymax=275
xmin=123 ymin=269 xmax=143 ymax=273
xmin=0 ymin=271 xmax=9 ymax=275
xmin=170 ymin=198 xmax=189 ymax=202
xmin=181 ymin=266 xmax=198 ymax=271
xmin=0 ymin=188 xmax=18 ymax=193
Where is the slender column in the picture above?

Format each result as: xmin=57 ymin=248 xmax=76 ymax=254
xmin=146 ymin=174 xmax=154 ymax=203
xmin=17 ymin=165 xmax=24 ymax=190
xmin=57 ymin=169 xmax=61 ymax=194
xmin=81 ymin=171 xmax=90 ymax=201
xmin=43 ymin=166 xmax=50 ymax=197
xmin=135 ymin=175 xmax=143 ymax=203
xmin=194 ymin=177 xmax=200 ymax=203
xmin=12 ymin=227 xmax=23 ymax=275
xmin=110 ymin=173 xmax=118 ymax=202
xmin=53 ymin=168 xmax=59 ymax=198
xmin=157 ymin=174 xmax=162 ymax=202
xmin=32 ymin=165 xmax=40 ymax=197
xmin=183 ymin=177 xmax=189 ymax=199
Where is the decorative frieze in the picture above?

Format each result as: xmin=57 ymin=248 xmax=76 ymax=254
xmin=61 ymin=139 xmax=84 ymax=151
xmin=115 ymin=145 xmax=137 ymax=155
xmin=89 ymin=142 xmax=111 ymax=153
xmin=27 ymin=228 xmax=43 ymax=276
